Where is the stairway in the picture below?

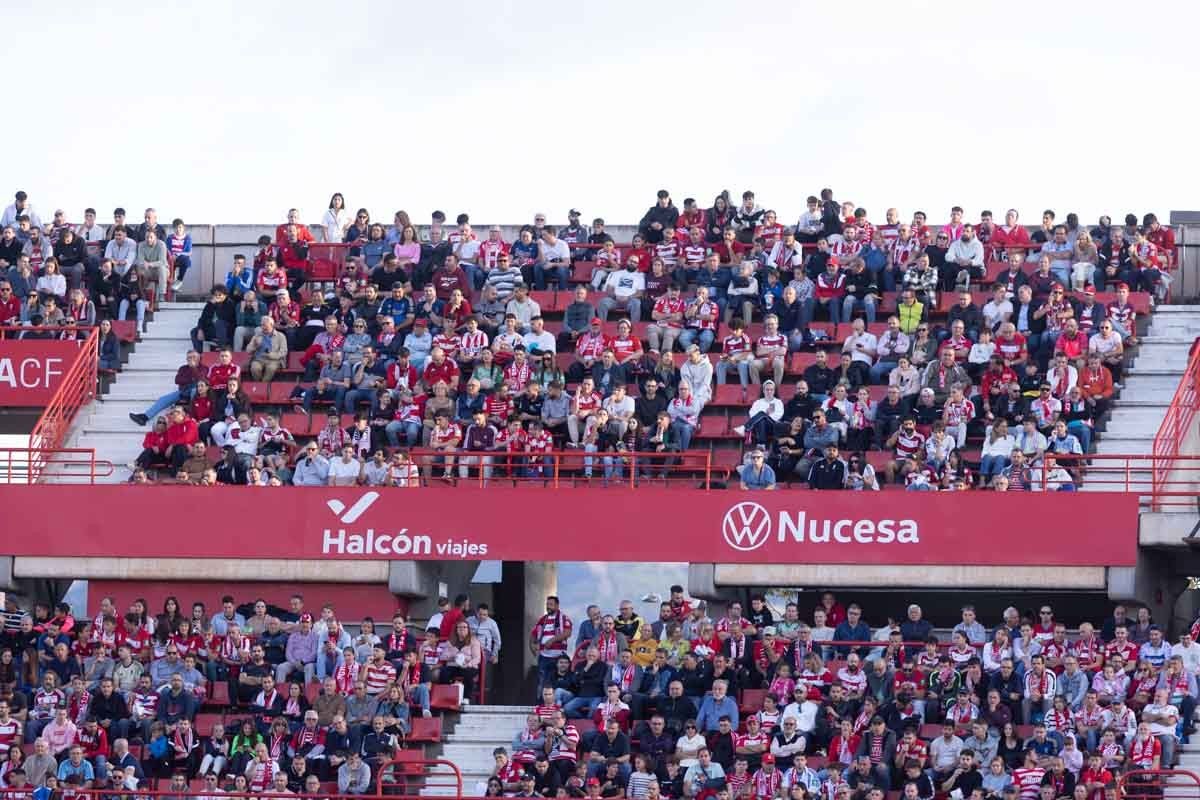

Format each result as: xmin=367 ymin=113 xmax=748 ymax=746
xmin=59 ymin=302 xmax=204 ymax=483
xmin=1085 ymin=304 xmax=1200 ymax=496
xmin=432 ymin=705 xmax=534 ymax=796
xmin=1169 ymin=740 xmax=1200 ymax=797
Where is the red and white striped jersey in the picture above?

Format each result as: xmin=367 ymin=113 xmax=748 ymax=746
xmin=550 ymin=723 xmax=580 ymax=762
xmin=494 ymin=427 xmax=526 ymax=453
xmin=1011 ymin=768 xmax=1045 ymax=800
xmin=594 ymin=247 xmax=622 ymax=268
xmin=655 ymin=240 xmax=680 ymax=266
xmin=609 ymin=336 xmax=642 ymax=362
xmin=888 ymin=237 xmax=921 ymax=268
xmin=687 ymin=301 xmax=719 ymax=330
xmin=573 ymin=391 xmax=602 ymax=415
xmin=652 ymin=296 xmax=686 ymax=328
xmin=458 ymin=330 xmax=488 ymax=358
xmin=531 ymin=611 xmax=572 ymax=657
xmin=943 ymin=398 xmax=975 ymax=427
xmin=1043 ymin=707 xmax=1072 ymax=733
xmin=892 ymin=430 xmax=926 ymax=460
xmin=485 ymin=395 xmax=513 ymax=422
xmin=430 ymin=423 xmax=462 ymax=448
xmin=363 ymin=660 xmax=397 ymax=695
xmin=503 ymin=361 xmax=531 ymax=390
xmin=756 ymin=223 xmax=785 ymax=242
xmin=576 ymin=331 xmax=610 ymax=360
xmin=526 ymin=430 xmax=554 ymax=454
xmin=756 ymin=334 xmax=788 ymax=354
xmin=722 ymin=334 xmax=752 ymax=357
xmin=433 ymin=333 xmax=460 ymax=358
xmin=478 ymin=239 xmax=509 ymax=271
xmin=0 ymin=718 xmax=20 ymax=755
xmin=829 ymin=236 xmax=863 ymax=261
xmin=750 ymin=768 xmax=782 ymax=800
xmin=682 ymin=243 xmax=708 ymax=267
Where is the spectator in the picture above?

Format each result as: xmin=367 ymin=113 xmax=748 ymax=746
xmin=739 ymin=450 xmax=776 ymax=491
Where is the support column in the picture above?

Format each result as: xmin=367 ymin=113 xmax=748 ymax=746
xmin=493 ymin=561 xmax=556 ymax=705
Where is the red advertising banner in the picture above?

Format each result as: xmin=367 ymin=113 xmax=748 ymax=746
xmin=0 ymin=486 xmax=1138 ymax=565
xmin=0 ymin=339 xmax=83 ymax=406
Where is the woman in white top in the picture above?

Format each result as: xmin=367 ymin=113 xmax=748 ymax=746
xmin=1071 ymin=232 xmax=1099 ymax=290
xmin=737 ymin=380 xmax=783 ymax=441
xmin=675 ymin=722 xmax=707 ymax=768
xmin=322 ymin=193 xmax=353 ymax=244
xmin=327 ymin=444 xmax=363 ymax=486
xmin=36 ymin=257 xmax=67 ymax=304
xmin=979 ymin=419 xmax=1017 ymax=484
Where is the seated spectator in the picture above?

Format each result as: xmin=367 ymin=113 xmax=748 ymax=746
xmin=247 ymin=317 xmax=288 ymax=382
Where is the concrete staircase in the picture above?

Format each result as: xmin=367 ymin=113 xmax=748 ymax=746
xmin=1168 ymin=740 xmax=1200 ymax=797
xmin=1086 ymin=304 xmax=1200 ymax=496
xmin=59 ymin=302 xmax=204 ymax=483
xmin=433 ymin=705 xmax=533 ymax=796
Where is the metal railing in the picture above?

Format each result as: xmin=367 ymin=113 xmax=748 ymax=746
xmin=403 ymin=447 xmax=717 ymax=490
xmin=1036 ymin=453 xmax=1200 ymax=509
xmin=1119 ymin=768 xmax=1200 ymax=799
xmin=0 ymin=446 xmax=112 ymax=484
xmin=28 ymin=325 xmax=99 ymax=479
xmin=1152 ymin=338 xmax=1200 ymax=508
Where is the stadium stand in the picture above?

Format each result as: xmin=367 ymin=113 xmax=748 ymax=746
xmin=0 ymin=188 xmax=1195 ymax=800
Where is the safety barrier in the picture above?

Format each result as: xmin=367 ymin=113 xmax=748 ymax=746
xmin=402 ymin=447 xmax=717 ymax=490
xmin=1152 ymin=338 xmax=1200 ymax=509
xmin=0 ymin=446 xmax=112 ymax=484
xmin=1119 ymin=768 xmax=1200 ymax=799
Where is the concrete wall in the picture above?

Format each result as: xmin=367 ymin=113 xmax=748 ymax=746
xmin=14 ymin=557 xmax=388 ymax=582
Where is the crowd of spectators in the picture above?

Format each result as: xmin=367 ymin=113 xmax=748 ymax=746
xmin=509 ymin=589 xmax=1195 ymax=799
xmin=0 ymin=188 xmax=1176 ymax=490
xmin=0 ymin=591 xmax=501 ymax=797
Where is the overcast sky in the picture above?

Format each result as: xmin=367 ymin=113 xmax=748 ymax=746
xmin=8 ymin=1 xmax=1199 ymax=228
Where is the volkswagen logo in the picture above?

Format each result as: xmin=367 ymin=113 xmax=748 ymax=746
xmin=722 ymin=502 xmax=772 ymax=551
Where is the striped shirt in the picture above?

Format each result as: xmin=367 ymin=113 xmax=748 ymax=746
xmin=363 ymin=660 xmax=397 ymax=695
xmin=655 ymin=240 xmax=680 ymax=266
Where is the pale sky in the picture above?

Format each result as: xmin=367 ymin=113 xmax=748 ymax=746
xmin=8 ymin=1 xmax=1200 ymax=227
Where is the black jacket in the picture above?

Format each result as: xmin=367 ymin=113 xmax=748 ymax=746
xmin=1011 ymin=301 xmax=1046 ymax=336
xmin=89 ymin=688 xmax=129 ymax=723
xmin=808 ymin=458 xmax=846 ymax=490
xmin=570 ymin=660 xmax=608 ymax=698
xmin=638 ymin=204 xmax=679 ymax=244
xmin=947 ymin=303 xmax=983 ymax=334
xmin=55 ymin=237 xmax=87 ymax=268
xmin=802 ymin=365 xmax=836 ymax=396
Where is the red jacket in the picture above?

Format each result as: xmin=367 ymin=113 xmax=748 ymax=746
xmin=166 ymin=417 xmax=199 ymax=448
xmin=141 ymin=430 xmax=169 ymax=454
xmin=0 ymin=296 xmax=20 ymax=324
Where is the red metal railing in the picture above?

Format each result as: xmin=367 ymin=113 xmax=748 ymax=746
xmin=403 ymin=447 xmax=716 ymax=490
xmin=0 ymin=324 xmax=100 ymax=481
xmin=29 ymin=325 xmax=99 ymax=478
xmin=1120 ymin=768 xmax=1200 ymax=799
xmin=0 ymin=446 xmax=113 ymax=484
xmin=1036 ymin=453 xmax=1200 ymax=508
xmin=1152 ymin=338 xmax=1200 ymax=507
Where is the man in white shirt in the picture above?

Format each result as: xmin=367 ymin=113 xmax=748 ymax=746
xmin=1 ymin=190 xmax=41 ymax=229
xmin=602 ymin=385 xmax=636 ymax=435
xmin=521 ymin=317 xmax=557 ymax=356
xmin=981 ymin=284 xmax=1013 ymax=334
xmin=944 ymin=224 xmax=985 ymax=290
xmin=328 ymin=445 xmax=363 ymax=486
xmin=1172 ymin=632 xmax=1200 ymax=676
xmin=841 ymin=318 xmax=877 ymax=387
xmin=597 ymin=260 xmax=645 ymax=322
xmin=1142 ymin=687 xmax=1180 ymax=767
xmin=104 ymin=227 xmax=138 ymax=276
xmin=535 ymin=229 xmax=572 ymax=291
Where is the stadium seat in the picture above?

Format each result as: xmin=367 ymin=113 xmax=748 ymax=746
xmin=208 ymin=681 xmax=230 ymax=708
xmin=408 ymin=716 xmax=443 ymax=743
xmin=738 ymin=688 xmax=767 ymax=715
xmin=429 ymin=684 xmax=461 ymax=712
xmin=194 ymin=712 xmax=221 ymax=737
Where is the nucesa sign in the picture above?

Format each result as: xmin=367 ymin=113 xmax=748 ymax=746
xmin=0 ymin=340 xmax=80 ymax=406
xmin=0 ymin=485 xmax=1139 ymax=565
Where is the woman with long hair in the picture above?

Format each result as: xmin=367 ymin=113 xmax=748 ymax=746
xmin=323 ymin=193 xmax=352 ymax=244
xmin=439 ymin=620 xmax=482 ymax=702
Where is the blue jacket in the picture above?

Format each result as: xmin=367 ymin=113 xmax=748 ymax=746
xmin=832 ymin=621 xmax=872 ymax=656
xmin=695 ymin=693 xmax=739 ymax=732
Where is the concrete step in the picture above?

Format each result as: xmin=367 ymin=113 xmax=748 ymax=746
xmin=440 ymin=743 xmax=517 ymax=763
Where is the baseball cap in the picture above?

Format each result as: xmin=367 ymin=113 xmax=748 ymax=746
xmin=828 ymin=257 xmax=840 ymax=267
xmin=1116 ymin=282 xmax=1130 ymax=290
xmin=1083 ymin=286 xmax=1095 ymax=296
xmin=762 ymin=625 xmax=777 ymax=635
xmin=414 ymin=318 xmax=427 ymax=327
xmin=569 ymin=209 xmax=581 ymax=217
xmin=586 ymin=778 xmax=601 ymax=786
xmin=591 ymin=317 xmax=602 ymax=325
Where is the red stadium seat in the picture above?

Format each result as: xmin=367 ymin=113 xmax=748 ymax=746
xmin=429 ymin=684 xmax=460 ymax=712
xmin=408 ymin=716 xmax=443 ymax=743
